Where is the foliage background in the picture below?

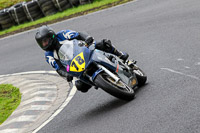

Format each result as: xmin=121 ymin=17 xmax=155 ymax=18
xmin=0 ymin=0 xmax=31 ymax=10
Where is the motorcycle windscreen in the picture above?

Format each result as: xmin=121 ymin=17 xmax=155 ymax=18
xmin=58 ymin=40 xmax=90 ymax=74
xmin=58 ymin=40 xmax=74 ymax=63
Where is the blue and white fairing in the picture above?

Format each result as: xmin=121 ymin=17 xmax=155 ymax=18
xmin=58 ymin=39 xmax=117 ymax=78
xmin=58 ymin=40 xmax=90 ymax=77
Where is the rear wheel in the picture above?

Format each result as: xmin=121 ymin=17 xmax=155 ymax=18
xmin=94 ymin=72 xmax=135 ymax=101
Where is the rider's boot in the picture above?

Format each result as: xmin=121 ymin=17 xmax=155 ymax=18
xmin=104 ymin=39 xmax=129 ymax=62
xmin=127 ymin=60 xmax=137 ymax=67
xmin=96 ymin=39 xmax=129 ymax=62
xmin=113 ymin=49 xmax=129 ymax=62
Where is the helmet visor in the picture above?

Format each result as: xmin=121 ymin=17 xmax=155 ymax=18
xmin=37 ymin=37 xmax=51 ymax=50
xmin=42 ymin=37 xmax=50 ymax=48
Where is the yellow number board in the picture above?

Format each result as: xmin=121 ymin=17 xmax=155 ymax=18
xmin=70 ymin=52 xmax=86 ymax=72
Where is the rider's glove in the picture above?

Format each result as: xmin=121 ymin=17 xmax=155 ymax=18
xmin=85 ymin=36 xmax=94 ymax=46
xmin=57 ymin=68 xmax=73 ymax=82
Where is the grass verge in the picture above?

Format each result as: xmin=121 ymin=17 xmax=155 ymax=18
xmin=0 ymin=0 xmax=133 ymax=38
xmin=0 ymin=84 xmax=21 ymax=125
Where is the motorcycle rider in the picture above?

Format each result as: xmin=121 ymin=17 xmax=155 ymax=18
xmin=35 ymin=25 xmax=129 ymax=93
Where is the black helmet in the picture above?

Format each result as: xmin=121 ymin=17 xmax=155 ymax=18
xmin=35 ymin=25 xmax=58 ymax=51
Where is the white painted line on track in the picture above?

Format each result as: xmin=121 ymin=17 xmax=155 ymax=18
xmin=30 ymin=90 xmax=57 ymax=96
xmin=0 ymin=71 xmax=57 ymax=78
xmin=13 ymin=105 xmax=51 ymax=115
xmin=3 ymin=78 xmax=26 ymax=85
xmin=4 ymin=115 xmax=37 ymax=125
xmin=20 ymin=82 xmax=50 ymax=88
xmin=161 ymin=68 xmax=200 ymax=80
xmin=177 ymin=58 xmax=184 ymax=61
xmin=21 ymin=97 xmax=56 ymax=106
xmin=32 ymin=80 xmax=77 ymax=133
xmin=13 ymin=80 xmax=40 ymax=86
xmin=0 ymin=78 xmax=16 ymax=84
xmin=0 ymin=128 xmax=23 ymax=133
xmin=23 ymin=85 xmax=57 ymax=91
xmin=22 ymin=86 xmax=57 ymax=95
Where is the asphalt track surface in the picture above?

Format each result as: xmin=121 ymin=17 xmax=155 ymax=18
xmin=1 ymin=0 xmax=200 ymax=132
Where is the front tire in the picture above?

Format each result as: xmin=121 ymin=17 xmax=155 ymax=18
xmin=94 ymin=72 xmax=135 ymax=101
xmin=132 ymin=66 xmax=147 ymax=87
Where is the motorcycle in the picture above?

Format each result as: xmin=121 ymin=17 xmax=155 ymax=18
xmin=58 ymin=39 xmax=147 ymax=101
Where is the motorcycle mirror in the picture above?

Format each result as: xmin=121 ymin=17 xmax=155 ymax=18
xmin=89 ymin=44 xmax=95 ymax=51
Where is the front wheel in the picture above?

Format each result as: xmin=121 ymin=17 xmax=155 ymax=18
xmin=94 ymin=72 xmax=135 ymax=101
xmin=132 ymin=66 xmax=147 ymax=87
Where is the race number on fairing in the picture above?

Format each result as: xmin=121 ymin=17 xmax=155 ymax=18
xmin=70 ymin=52 xmax=86 ymax=72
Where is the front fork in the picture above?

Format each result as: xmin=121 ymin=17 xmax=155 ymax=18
xmin=82 ymin=64 xmax=119 ymax=84
xmin=96 ymin=64 xmax=120 ymax=83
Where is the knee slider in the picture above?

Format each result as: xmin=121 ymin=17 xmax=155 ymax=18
xmin=75 ymin=80 xmax=92 ymax=93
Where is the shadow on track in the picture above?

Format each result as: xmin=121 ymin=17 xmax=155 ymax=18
xmin=84 ymin=98 xmax=130 ymax=118
xmin=66 ymin=84 xmax=148 ymax=129
xmin=135 ymin=83 xmax=149 ymax=94
xmin=67 ymin=98 xmax=131 ymax=127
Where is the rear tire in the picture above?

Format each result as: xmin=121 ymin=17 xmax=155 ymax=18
xmin=94 ymin=72 xmax=135 ymax=101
